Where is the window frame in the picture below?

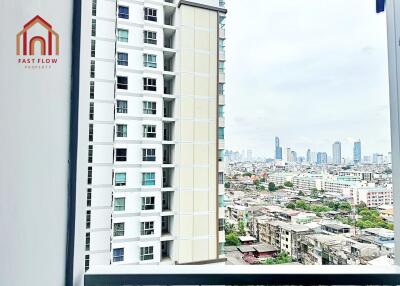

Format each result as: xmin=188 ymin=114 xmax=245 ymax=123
xmin=142 ymin=172 xmax=156 ymax=186
xmin=142 ymin=148 xmax=156 ymax=162
xmin=143 ymin=101 xmax=156 ymax=115
xmin=140 ymin=222 xmax=154 ymax=236
xmin=144 ymin=30 xmax=157 ymax=45
xmin=141 ymin=196 xmax=155 ymax=210
xmin=116 ymin=100 xmax=128 ymax=114
xmin=118 ymin=5 xmax=129 ymax=19
xmin=144 ymin=7 xmax=157 ymax=22
xmin=143 ymin=125 xmax=156 ymax=138
xmin=117 ymin=28 xmax=129 ymax=42
xmin=143 ymin=53 xmax=157 ymax=68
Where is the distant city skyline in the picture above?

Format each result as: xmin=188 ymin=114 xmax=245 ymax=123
xmin=225 ymin=0 xmax=391 ymax=158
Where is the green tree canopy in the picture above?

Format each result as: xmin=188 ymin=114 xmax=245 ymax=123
xmin=268 ymin=182 xmax=276 ymax=192
xmin=225 ymin=233 xmax=240 ymax=246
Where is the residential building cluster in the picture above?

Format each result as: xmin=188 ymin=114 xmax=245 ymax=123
xmin=223 ymin=156 xmax=394 ymax=266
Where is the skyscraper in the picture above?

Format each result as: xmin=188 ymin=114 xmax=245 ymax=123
xmin=82 ymin=0 xmax=227 ymax=272
xmin=306 ymin=149 xmax=311 ymax=163
xmin=332 ymin=141 xmax=342 ymax=165
xmin=353 ymin=140 xmax=361 ymax=164
xmin=317 ymin=152 xmax=328 ymax=165
xmin=275 ymin=136 xmax=282 ymax=160
xmin=286 ymin=148 xmax=291 ymax=162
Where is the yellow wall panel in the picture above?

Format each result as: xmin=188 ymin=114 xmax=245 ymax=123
xmin=194 ymin=191 xmax=209 ymax=212
xmin=194 ymin=167 xmax=209 ymax=189
xmin=193 ymin=239 xmax=209 ymax=262
xmin=194 ymin=144 xmax=209 ymax=165
xmin=194 ymin=121 xmax=209 ymax=141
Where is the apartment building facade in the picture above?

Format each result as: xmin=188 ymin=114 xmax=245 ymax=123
xmin=81 ymin=0 xmax=227 ymax=273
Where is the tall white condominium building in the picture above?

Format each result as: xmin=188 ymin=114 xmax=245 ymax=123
xmin=332 ymin=141 xmax=341 ymax=165
xmin=83 ymin=0 xmax=227 ymax=271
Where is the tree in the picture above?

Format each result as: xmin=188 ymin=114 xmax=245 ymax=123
xmin=253 ymin=179 xmax=260 ymax=186
xmin=310 ymin=188 xmax=319 ymax=198
xmin=225 ymin=233 xmax=240 ymax=246
xmin=262 ymin=252 xmax=293 ymax=265
xmin=224 ymin=222 xmax=236 ymax=235
xmin=243 ymin=172 xmax=252 ymax=177
xmin=238 ymin=220 xmax=246 ymax=236
xmin=276 ymin=185 xmax=285 ymax=190
xmin=268 ymin=182 xmax=276 ymax=192
xmin=224 ymin=181 xmax=231 ymax=188
xmin=298 ymin=190 xmax=305 ymax=196
xmin=286 ymin=202 xmax=296 ymax=209
xmin=284 ymin=181 xmax=293 ymax=188
xmin=356 ymin=201 xmax=367 ymax=209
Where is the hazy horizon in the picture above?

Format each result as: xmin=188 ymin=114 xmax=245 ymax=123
xmin=224 ymin=0 xmax=391 ymax=159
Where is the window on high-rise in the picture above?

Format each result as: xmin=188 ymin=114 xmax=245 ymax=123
xmin=144 ymin=7 xmax=157 ymax=21
xmin=89 ymin=102 xmax=94 ymax=120
xmin=218 ymin=105 xmax=225 ymax=118
xmin=117 ymin=76 xmax=128 ymax=90
xmin=141 ymin=197 xmax=155 ymax=210
xmin=87 ymin=167 xmax=92 ymax=185
xmin=113 ymin=222 xmax=125 ymax=237
xmin=218 ymin=172 xmax=224 ymax=185
xmin=140 ymin=246 xmax=154 ymax=260
xmin=144 ymin=30 xmax=157 ymax=45
xmin=143 ymin=77 xmax=157 ymax=91
xmin=142 ymin=172 xmax=155 ymax=186
xmin=90 ymin=81 xmax=94 ymax=99
xmin=90 ymin=60 xmax=95 ymax=78
xmin=91 ymin=19 xmax=96 ymax=37
xmin=219 ymin=61 xmax=225 ymax=73
xmin=85 ymin=254 xmax=90 ymax=271
xmin=116 ymin=100 xmax=128 ymax=113
xmin=143 ymin=101 xmax=156 ymax=114
xmin=92 ymin=0 xmax=97 ymax=16
xmin=142 ymin=148 xmax=156 ymax=161
xmin=85 ymin=233 xmax=90 ymax=251
xmin=115 ymin=172 xmax=126 ymax=186
xmin=113 ymin=248 xmax=124 ymax=262
xmin=117 ymin=29 xmax=128 ymax=42
xmin=218 ymin=127 xmax=225 ymax=140
xmin=140 ymin=222 xmax=154 ymax=236
xmin=88 ymin=145 xmax=93 ymax=163
xmin=114 ymin=197 xmax=125 ymax=211
xmin=118 ymin=5 xmax=129 ymax=19
xmin=91 ymin=40 xmax=95 ymax=57
xmin=86 ymin=188 xmax=92 ymax=207
xmin=218 ymin=83 xmax=224 ymax=95
xmin=143 ymin=54 xmax=157 ymax=68
xmin=116 ymin=124 xmax=127 ymax=137
xmin=86 ymin=210 xmax=91 ymax=229
xmin=218 ymin=218 xmax=225 ymax=231
xmin=218 ymin=149 xmax=224 ymax=162
xmin=88 ymin=124 xmax=93 ymax=142
xmin=115 ymin=148 xmax=127 ymax=162
xmin=117 ymin=52 xmax=128 ymax=66
xmin=219 ymin=39 xmax=225 ymax=52
xmin=143 ymin=125 xmax=156 ymax=138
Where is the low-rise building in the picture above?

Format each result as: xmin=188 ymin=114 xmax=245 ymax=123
xmin=258 ymin=220 xmax=313 ymax=261
xmin=344 ymin=187 xmax=393 ymax=207
xmin=293 ymin=174 xmax=323 ymax=191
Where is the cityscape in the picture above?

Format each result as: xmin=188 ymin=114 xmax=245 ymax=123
xmin=222 ymin=136 xmax=393 ymax=265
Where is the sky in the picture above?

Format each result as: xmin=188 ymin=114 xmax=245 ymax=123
xmin=224 ymin=0 xmax=391 ymax=159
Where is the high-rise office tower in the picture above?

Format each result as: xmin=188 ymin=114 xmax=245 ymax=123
xmin=275 ymin=136 xmax=282 ymax=160
xmin=247 ymin=149 xmax=253 ymax=161
xmin=290 ymin=150 xmax=297 ymax=162
xmin=316 ymin=152 xmax=327 ymax=165
xmin=286 ymin=148 xmax=291 ymax=162
xmin=353 ymin=140 xmax=361 ymax=164
xmin=82 ymin=0 xmax=227 ymax=272
xmin=306 ymin=149 xmax=311 ymax=163
xmin=332 ymin=141 xmax=342 ymax=165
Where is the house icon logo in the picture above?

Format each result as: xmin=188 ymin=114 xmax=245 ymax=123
xmin=16 ymin=15 xmax=59 ymax=56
